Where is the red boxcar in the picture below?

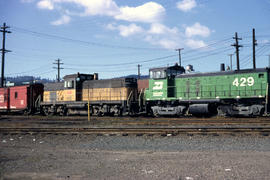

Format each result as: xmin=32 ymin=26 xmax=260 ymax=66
xmin=0 ymin=88 xmax=9 ymax=111
xmin=0 ymin=84 xmax=43 ymax=114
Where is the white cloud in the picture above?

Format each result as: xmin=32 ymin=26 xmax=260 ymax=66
xmin=185 ymin=22 xmax=210 ymax=38
xmin=107 ymin=23 xmax=143 ymax=37
xmin=107 ymin=22 xmax=182 ymax=49
xmin=186 ymin=39 xmax=206 ymax=49
xmin=68 ymin=0 xmax=119 ymax=16
xmin=148 ymin=23 xmax=178 ymax=35
xmin=106 ymin=23 xmax=117 ymax=30
xmin=51 ymin=15 xmax=70 ymax=25
xmin=158 ymin=39 xmax=179 ymax=49
xmin=177 ymin=0 xmax=197 ymax=12
xmin=37 ymin=0 xmax=54 ymax=10
xmin=114 ymin=2 xmax=165 ymax=23
xmin=118 ymin=24 xmax=144 ymax=37
xmin=36 ymin=0 xmax=165 ymax=23
xmin=145 ymin=35 xmax=180 ymax=49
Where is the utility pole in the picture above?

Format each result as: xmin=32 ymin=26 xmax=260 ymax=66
xmin=252 ymin=28 xmax=257 ymax=69
xmin=53 ymin=59 xmax=63 ymax=82
xmin=231 ymin=32 xmax=242 ymax=71
xmin=268 ymin=55 xmax=270 ymax=68
xmin=137 ymin=64 xmax=141 ymax=79
xmin=0 ymin=23 xmax=11 ymax=87
xmin=175 ymin=48 xmax=184 ymax=66
xmin=228 ymin=54 xmax=233 ymax=70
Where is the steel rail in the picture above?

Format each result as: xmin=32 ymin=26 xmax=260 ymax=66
xmin=1 ymin=127 xmax=270 ymax=135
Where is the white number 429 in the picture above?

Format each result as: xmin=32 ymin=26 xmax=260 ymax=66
xmin=232 ymin=77 xmax=254 ymax=87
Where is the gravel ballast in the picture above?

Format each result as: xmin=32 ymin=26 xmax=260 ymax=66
xmin=1 ymin=134 xmax=270 ymax=180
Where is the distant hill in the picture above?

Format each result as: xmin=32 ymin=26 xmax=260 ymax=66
xmin=3 ymin=76 xmax=54 ymax=85
xmin=121 ymin=74 xmax=149 ymax=79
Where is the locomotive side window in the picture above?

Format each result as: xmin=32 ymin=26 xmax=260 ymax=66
xmin=65 ymin=80 xmax=74 ymax=88
xmin=15 ymin=92 xmax=18 ymax=99
xmin=259 ymin=74 xmax=264 ymax=78
xmin=150 ymin=71 xmax=153 ymax=78
xmin=160 ymin=71 xmax=166 ymax=78
xmin=156 ymin=71 xmax=161 ymax=78
xmin=68 ymin=81 xmax=74 ymax=88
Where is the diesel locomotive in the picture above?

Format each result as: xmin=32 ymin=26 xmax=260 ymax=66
xmin=0 ymin=64 xmax=269 ymax=117
xmin=145 ymin=64 xmax=269 ymax=117
xmin=41 ymin=73 xmax=138 ymax=116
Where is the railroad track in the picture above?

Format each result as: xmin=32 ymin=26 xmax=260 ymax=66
xmin=1 ymin=127 xmax=270 ymax=135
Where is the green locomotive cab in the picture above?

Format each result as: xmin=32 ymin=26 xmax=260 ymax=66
xmin=148 ymin=64 xmax=185 ymax=99
xmin=145 ymin=64 xmax=186 ymax=116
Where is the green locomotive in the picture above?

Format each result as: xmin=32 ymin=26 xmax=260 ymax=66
xmin=144 ymin=64 xmax=269 ymax=116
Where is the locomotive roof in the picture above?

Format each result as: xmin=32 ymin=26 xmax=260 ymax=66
xmin=43 ymin=82 xmax=64 ymax=91
xmin=63 ymin=73 xmax=93 ymax=79
xmin=149 ymin=65 xmax=185 ymax=72
xmin=82 ymin=77 xmax=137 ymax=88
xmin=176 ymin=68 xmax=269 ymax=78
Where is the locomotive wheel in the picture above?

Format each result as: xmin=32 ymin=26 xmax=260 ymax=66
xmin=58 ymin=106 xmax=67 ymax=116
xmin=42 ymin=107 xmax=50 ymax=116
xmin=150 ymin=108 xmax=159 ymax=117
xmin=153 ymin=111 xmax=160 ymax=117
xmin=98 ymin=111 xmax=104 ymax=117
xmin=116 ymin=109 xmax=123 ymax=117
xmin=43 ymin=106 xmax=54 ymax=116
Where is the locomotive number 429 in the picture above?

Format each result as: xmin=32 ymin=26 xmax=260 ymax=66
xmin=232 ymin=77 xmax=254 ymax=87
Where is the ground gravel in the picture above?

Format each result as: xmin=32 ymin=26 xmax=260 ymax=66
xmin=1 ymin=134 xmax=270 ymax=180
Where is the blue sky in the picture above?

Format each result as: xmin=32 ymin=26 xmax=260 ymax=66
xmin=1 ymin=0 xmax=270 ymax=80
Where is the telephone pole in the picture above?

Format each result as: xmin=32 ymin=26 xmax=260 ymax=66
xmin=228 ymin=54 xmax=233 ymax=70
xmin=231 ymin=32 xmax=242 ymax=71
xmin=175 ymin=48 xmax=184 ymax=66
xmin=252 ymin=28 xmax=257 ymax=69
xmin=137 ymin=64 xmax=141 ymax=79
xmin=268 ymin=55 xmax=270 ymax=68
xmin=0 ymin=23 xmax=11 ymax=87
xmin=53 ymin=59 xmax=63 ymax=82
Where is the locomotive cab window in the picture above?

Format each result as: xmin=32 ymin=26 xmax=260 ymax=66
xmin=150 ymin=70 xmax=166 ymax=79
xmin=259 ymin=73 xmax=264 ymax=78
xmin=64 ymin=80 xmax=74 ymax=88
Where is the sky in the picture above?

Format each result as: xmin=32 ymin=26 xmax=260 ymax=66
xmin=0 ymin=0 xmax=270 ymax=80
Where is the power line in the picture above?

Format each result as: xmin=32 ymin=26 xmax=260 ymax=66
xmin=6 ymin=64 xmax=51 ymax=75
xmin=12 ymin=26 xmax=166 ymax=51
xmin=65 ymin=54 xmax=177 ymax=67
xmin=242 ymin=45 xmax=270 ymax=68
xmin=228 ymin=53 xmax=234 ymax=70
